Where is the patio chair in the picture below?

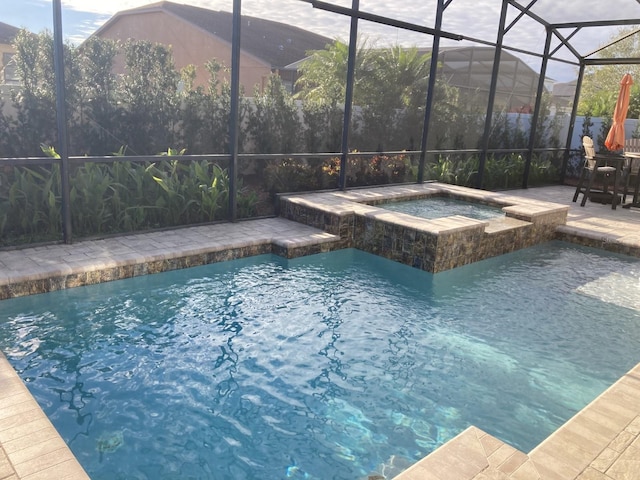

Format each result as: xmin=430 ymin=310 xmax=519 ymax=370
xmin=622 ymin=158 xmax=640 ymax=205
xmin=622 ymin=139 xmax=640 ymax=206
xmin=572 ymin=136 xmax=622 ymax=209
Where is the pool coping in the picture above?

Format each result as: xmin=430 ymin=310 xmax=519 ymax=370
xmin=0 ymin=350 xmax=90 ymax=480
xmin=1 ymin=185 xmax=640 ymax=479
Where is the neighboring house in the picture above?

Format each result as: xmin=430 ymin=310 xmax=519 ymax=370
xmin=551 ymin=80 xmax=577 ymax=113
xmin=91 ymin=1 xmax=332 ymax=93
xmin=0 ymin=21 xmax=20 ymax=85
xmin=431 ymin=46 xmax=543 ymax=114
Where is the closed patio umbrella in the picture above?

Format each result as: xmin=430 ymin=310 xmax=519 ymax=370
xmin=605 ymin=73 xmax=633 ymax=151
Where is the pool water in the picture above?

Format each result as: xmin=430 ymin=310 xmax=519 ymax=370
xmin=1 ymin=243 xmax=640 ymax=479
xmin=381 ymin=196 xmax=505 ymax=220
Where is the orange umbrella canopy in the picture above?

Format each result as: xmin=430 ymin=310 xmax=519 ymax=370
xmin=605 ymin=73 xmax=634 ymax=151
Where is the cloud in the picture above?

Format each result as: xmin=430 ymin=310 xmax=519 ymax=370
xmin=57 ymin=0 xmax=638 ymax=51
xmin=522 ymin=0 xmax=639 ymax=24
xmin=50 ymin=0 xmax=640 ymax=82
xmin=61 ymin=0 xmax=150 ymax=15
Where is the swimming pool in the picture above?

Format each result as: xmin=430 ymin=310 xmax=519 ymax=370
xmin=1 ymin=243 xmax=639 ymax=479
xmin=379 ymin=197 xmax=505 ymax=221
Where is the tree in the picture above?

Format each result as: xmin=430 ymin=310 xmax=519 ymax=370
xmin=179 ymin=60 xmax=249 ymax=154
xmin=73 ymin=36 xmax=119 ymax=155
xmin=117 ymin=40 xmax=180 ymax=154
xmin=294 ymin=39 xmax=366 ymax=153
xmin=295 ymin=39 xmax=371 ymax=108
xmin=296 ymin=40 xmax=443 ymax=151
xmin=7 ymin=30 xmax=59 ymax=156
xmin=578 ymin=27 xmax=640 ymax=118
xmin=354 ymin=45 xmax=431 ymax=151
xmin=246 ymin=74 xmax=301 ymax=154
xmin=301 ymin=102 xmax=343 ymax=153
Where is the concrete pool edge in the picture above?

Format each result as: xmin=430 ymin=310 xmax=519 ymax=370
xmin=0 ymin=350 xmax=90 ymax=479
xmin=392 ymin=363 xmax=640 ymax=480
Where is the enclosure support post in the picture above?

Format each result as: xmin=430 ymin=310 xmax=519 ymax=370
xmin=228 ymin=0 xmax=242 ymax=221
xmin=561 ymin=62 xmax=585 ymax=183
xmin=338 ymin=0 xmax=359 ymax=191
xmin=478 ymin=0 xmax=509 ymax=189
xmin=523 ymin=27 xmax=552 ymax=188
xmin=417 ymin=0 xmax=445 ymax=184
xmin=52 ymin=0 xmax=72 ymax=243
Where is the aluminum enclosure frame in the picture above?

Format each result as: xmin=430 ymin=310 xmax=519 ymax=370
xmin=306 ymin=0 xmax=640 ymax=190
xmin=47 ymin=0 xmax=640 ymax=242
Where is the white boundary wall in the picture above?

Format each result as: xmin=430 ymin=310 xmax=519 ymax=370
xmin=505 ymin=113 xmax=639 ymax=151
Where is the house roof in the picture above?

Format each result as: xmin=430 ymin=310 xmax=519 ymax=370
xmin=101 ymin=1 xmax=333 ymax=69
xmin=416 ymin=46 xmax=543 ymax=91
xmin=0 ymin=21 xmax=19 ymax=45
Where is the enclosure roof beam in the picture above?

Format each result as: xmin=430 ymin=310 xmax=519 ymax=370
xmin=306 ymin=0 xmax=463 ymax=40
xmin=505 ymin=0 xmax=538 ymax=35
xmin=551 ymin=18 xmax=640 ymax=29
xmin=583 ymin=57 xmax=640 ymax=65
xmin=302 ymin=0 xmax=579 ymax=68
xmin=549 ymin=27 xmax=581 ymax=57
xmin=583 ymin=27 xmax=640 ymax=58
xmin=506 ymin=0 xmax=551 ymax=28
xmin=550 ymin=27 xmax=583 ymax=60
xmin=506 ymin=0 xmax=585 ymax=60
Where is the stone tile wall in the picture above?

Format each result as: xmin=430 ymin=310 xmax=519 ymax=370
xmin=0 ymin=244 xmax=273 ymax=300
xmin=280 ymin=185 xmax=569 ymax=273
xmin=279 ymin=203 xmax=355 ymax=240
xmin=0 ymin=219 xmax=344 ymax=301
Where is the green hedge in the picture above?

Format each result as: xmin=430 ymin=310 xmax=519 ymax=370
xmin=0 ymin=159 xmax=258 ymax=247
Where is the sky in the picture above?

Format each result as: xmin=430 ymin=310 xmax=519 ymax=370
xmin=1 ymin=0 xmax=638 ymax=82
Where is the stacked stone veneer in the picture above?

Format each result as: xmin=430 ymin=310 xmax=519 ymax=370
xmin=279 ymin=184 xmax=569 ymax=273
xmin=0 ymin=244 xmax=273 ymax=300
xmin=0 ymin=219 xmax=344 ymax=301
